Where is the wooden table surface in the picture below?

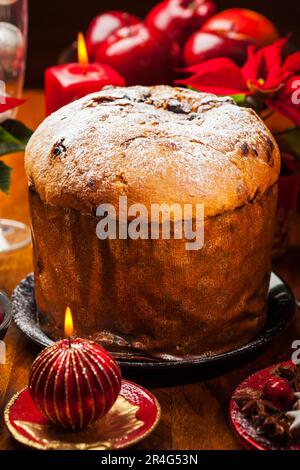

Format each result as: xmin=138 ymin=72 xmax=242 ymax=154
xmin=0 ymin=91 xmax=300 ymax=451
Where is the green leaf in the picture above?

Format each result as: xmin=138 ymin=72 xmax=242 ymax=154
xmin=276 ymin=128 xmax=300 ymax=160
xmin=231 ymin=94 xmax=246 ymax=104
xmin=2 ymin=119 xmax=32 ymax=142
xmin=0 ymin=160 xmax=12 ymax=193
xmin=0 ymin=119 xmax=33 ymax=157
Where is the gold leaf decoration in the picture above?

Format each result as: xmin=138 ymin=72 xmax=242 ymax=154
xmin=13 ymin=395 xmax=143 ymax=450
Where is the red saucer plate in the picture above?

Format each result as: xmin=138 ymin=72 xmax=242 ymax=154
xmin=4 ymin=380 xmax=160 ymax=450
xmin=230 ymin=361 xmax=300 ymax=450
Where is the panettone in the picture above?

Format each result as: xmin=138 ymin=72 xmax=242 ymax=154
xmin=25 ymin=85 xmax=280 ymax=360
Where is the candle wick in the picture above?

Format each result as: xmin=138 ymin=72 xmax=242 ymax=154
xmin=80 ymin=63 xmax=89 ymax=75
xmin=68 ymin=337 xmax=72 ymax=348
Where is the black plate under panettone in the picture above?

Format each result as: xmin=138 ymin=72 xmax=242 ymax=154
xmin=12 ymin=273 xmax=295 ymax=372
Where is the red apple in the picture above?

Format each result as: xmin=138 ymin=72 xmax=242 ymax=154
xmin=146 ymin=0 xmax=216 ymax=47
xmin=184 ymin=31 xmax=250 ymax=66
xmin=86 ymin=11 xmax=141 ymax=60
xmin=95 ymin=23 xmax=181 ymax=86
xmin=201 ymin=8 xmax=279 ymax=46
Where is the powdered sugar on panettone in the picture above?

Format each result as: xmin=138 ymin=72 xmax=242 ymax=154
xmin=25 ymin=85 xmax=280 ymax=218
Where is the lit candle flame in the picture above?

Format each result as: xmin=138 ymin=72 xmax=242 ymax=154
xmin=77 ymin=32 xmax=89 ymax=66
xmin=64 ymin=306 xmax=74 ymax=338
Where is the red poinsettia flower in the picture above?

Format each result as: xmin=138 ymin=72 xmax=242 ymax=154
xmin=176 ymin=38 xmax=300 ymax=126
xmin=0 ymin=96 xmax=25 ymax=114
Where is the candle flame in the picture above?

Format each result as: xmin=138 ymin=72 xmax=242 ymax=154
xmin=64 ymin=306 xmax=74 ymax=338
xmin=77 ymin=32 xmax=89 ymax=66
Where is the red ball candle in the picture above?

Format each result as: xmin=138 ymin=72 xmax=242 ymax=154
xmin=45 ymin=33 xmax=125 ymax=115
xmin=29 ymin=308 xmax=121 ymax=430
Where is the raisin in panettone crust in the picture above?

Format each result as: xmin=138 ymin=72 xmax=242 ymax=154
xmin=25 ymin=85 xmax=280 ymax=360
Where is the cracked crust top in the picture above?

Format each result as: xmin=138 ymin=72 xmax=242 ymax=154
xmin=25 ymin=85 xmax=280 ymax=219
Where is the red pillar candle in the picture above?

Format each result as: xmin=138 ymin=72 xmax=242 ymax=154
xmin=45 ymin=33 xmax=125 ymax=115
xmin=28 ymin=307 xmax=122 ymax=430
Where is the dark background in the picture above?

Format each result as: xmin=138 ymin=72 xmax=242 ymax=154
xmin=26 ymin=0 xmax=300 ymax=88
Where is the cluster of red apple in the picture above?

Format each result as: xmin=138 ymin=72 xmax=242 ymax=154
xmin=85 ymin=0 xmax=279 ymax=87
